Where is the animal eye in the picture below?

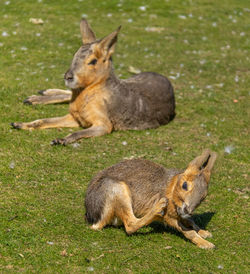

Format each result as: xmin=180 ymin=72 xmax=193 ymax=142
xmin=182 ymin=181 xmax=188 ymax=191
xmin=88 ymin=59 xmax=97 ymax=65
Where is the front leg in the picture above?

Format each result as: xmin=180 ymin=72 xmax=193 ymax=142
xmin=51 ymin=124 xmax=112 ymax=145
xmin=24 ymin=89 xmax=72 ymax=105
xmin=38 ymin=89 xmax=72 ymax=96
xmin=11 ymin=114 xmax=79 ymax=130
xmin=24 ymin=94 xmax=71 ymax=105
xmin=181 ymin=217 xmax=212 ymax=239
xmin=164 ymin=216 xmax=215 ymax=249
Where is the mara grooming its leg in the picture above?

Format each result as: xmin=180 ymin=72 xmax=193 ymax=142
xmin=11 ymin=114 xmax=79 ymax=130
xmin=24 ymin=89 xmax=72 ymax=105
xmin=164 ymin=217 xmax=215 ymax=249
xmin=91 ymin=181 xmax=167 ymax=234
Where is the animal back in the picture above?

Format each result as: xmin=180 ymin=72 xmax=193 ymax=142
xmin=88 ymin=159 xmax=180 ymax=217
xmin=106 ymin=72 xmax=175 ymax=130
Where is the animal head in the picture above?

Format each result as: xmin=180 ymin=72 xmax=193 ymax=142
xmin=173 ymin=149 xmax=217 ymax=219
xmin=64 ymin=19 xmax=121 ymax=90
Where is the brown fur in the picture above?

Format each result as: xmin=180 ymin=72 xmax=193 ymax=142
xmin=12 ymin=19 xmax=175 ymax=145
xmin=69 ymin=85 xmax=112 ymax=131
xmin=85 ymin=149 xmax=217 ymax=249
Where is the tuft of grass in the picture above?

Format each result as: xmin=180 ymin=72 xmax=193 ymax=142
xmin=0 ymin=0 xmax=249 ymax=272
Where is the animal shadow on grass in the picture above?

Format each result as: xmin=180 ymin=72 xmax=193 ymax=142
xmin=126 ymin=211 xmax=216 ymax=238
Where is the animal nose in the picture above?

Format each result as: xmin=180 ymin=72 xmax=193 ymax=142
xmin=64 ymin=70 xmax=74 ymax=81
xmin=184 ymin=206 xmax=189 ymax=215
xmin=184 ymin=204 xmax=193 ymax=215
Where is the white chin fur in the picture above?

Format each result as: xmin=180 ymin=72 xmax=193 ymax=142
xmin=177 ymin=204 xmax=192 ymax=219
xmin=180 ymin=213 xmax=191 ymax=219
xmin=65 ymin=79 xmax=79 ymax=89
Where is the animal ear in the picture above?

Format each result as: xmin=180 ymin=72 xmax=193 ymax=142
xmin=187 ymin=149 xmax=217 ymax=182
xmin=94 ymin=26 xmax=121 ymax=59
xmin=203 ymin=152 xmax=217 ymax=172
xmin=188 ymin=149 xmax=211 ymax=169
xmin=80 ymin=19 xmax=96 ymax=44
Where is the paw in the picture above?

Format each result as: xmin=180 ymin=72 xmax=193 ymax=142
xmin=198 ymin=229 xmax=212 ymax=239
xmin=51 ymin=138 xmax=67 ymax=146
xmin=11 ymin=122 xmax=22 ymax=129
xmin=155 ymin=197 xmax=168 ymax=217
xmin=197 ymin=240 xmax=215 ymax=249
xmin=23 ymin=98 xmax=33 ymax=105
xmin=23 ymin=95 xmax=37 ymax=105
xmin=23 ymin=95 xmax=47 ymax=105
xmin=38 ymin=89 xmax=46 ymax=95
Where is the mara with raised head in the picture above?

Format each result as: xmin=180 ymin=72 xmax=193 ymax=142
xmin=85 ymin=149 xmax=217 ymax=249
xmin=11 ymin=19 xmax=175 ymax=145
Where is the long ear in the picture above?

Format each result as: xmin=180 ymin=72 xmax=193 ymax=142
xmin=94 ymin=26 xmax=121 ymax=59
xmin=187 ymin=149 xmax=217 ymax=182
xmin=80 ymin=19 xmax=96 ymax=44
xmin=188 ymin=149 xmax=212 ymax=170
xmin=203 ymin=152 xmax=217 ymax=172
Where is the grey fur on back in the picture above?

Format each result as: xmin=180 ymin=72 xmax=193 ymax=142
xmin=85 ymin=159 xmax=180 ymax=224
xmin=105 ymin=71 xmax=175 ymax=130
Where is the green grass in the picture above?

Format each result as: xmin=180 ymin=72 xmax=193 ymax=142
xmin=0 ymin=0 xmax=249 ymax=272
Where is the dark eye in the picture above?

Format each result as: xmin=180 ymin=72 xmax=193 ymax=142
xmin=88 ymin=59 xmax=97 ymax=65
xmin=182 ymin=181 xmax=188 ymax=191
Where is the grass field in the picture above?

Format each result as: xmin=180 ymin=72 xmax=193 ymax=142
xmin=0 ymin=0 xmax=249 ymax=272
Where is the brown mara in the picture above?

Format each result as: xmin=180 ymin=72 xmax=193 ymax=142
xmin=85 ymin=149 xmax=217 ymax=249
xmin=11 ymin=19 xmax=175 ymax=145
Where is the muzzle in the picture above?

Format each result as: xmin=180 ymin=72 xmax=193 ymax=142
xmin=177 ymin=203 xmax=192 ymax=219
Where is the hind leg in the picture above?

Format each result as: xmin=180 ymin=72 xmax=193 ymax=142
xmin=51 ymin=124 xmax=112 ymax=145
xmin=90 ymin=181 xmax=167 ymax=234
xmin=24 ymin=89 xmax=72 ymax=105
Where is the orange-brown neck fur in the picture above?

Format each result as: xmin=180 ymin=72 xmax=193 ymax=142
xmin=69 ymin=81 xmax=112 ymax=130
xmin=165 ymin=175 xmax=180 ymax=219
